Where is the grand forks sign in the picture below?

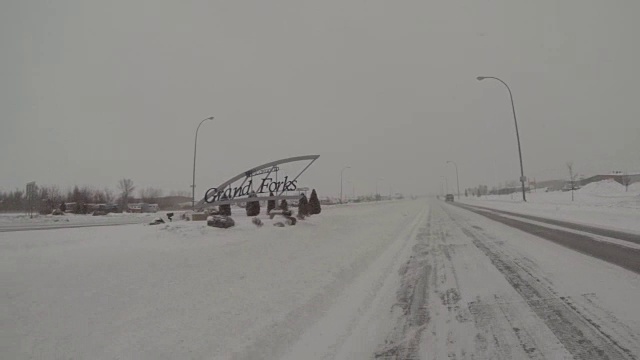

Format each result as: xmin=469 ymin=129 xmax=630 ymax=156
xmin=195 ymin=155 xmax=319 ymax=210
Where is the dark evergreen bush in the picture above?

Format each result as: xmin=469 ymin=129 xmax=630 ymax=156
xmin=298 ymin=193 xmax=309 ymax=216
xmin=309 ymin=189 xmax=321 ymax=215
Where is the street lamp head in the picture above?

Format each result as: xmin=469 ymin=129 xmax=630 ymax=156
xmin=476 ymin=76 xmax=486 ymax=81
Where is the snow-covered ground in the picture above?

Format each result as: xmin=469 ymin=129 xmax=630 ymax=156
xmin=2 ymin=199 xmax=639 ymax=359
xmin=459 ymin=179 xmax=640 ymax=234
xmin=0 ymin=200 xmax=426 ymax=359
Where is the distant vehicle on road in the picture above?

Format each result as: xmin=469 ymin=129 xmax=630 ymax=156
xmin=445 ymin=194 xmax=454 ymax=202
xmin=88 ymin=203 xmax=120 ymax=214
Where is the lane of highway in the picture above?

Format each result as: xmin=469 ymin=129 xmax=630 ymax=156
xmin=449 ymin=202 xmax=640 ymax=274
xmin=456 ymin=202 xmax=640 ymax=245
xmin=0 ymin=218 xmax=154 ymax=232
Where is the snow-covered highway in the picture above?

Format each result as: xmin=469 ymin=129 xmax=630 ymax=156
xmin=1 ymin=199 xmax=639 ymax=359
xmin=0 ymin=213 xmax=158 ymax=233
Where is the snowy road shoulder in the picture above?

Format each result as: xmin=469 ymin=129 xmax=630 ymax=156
xmin=439 ymin=203 xmax=640 ymax=359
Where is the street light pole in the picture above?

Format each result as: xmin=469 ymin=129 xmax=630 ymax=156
xmin=192 ymin=116 xmax=214 ymax=210
xmin=446 ymin=160 xmax=460 ymax=199
xmin=340 ymin=166 xmax=351 ymax=203
xmin=477 ymin=76 xmax=526 ymax=201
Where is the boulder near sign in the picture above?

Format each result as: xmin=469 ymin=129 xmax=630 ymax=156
xmin=195 ymin=155 xmax=319 ymax=209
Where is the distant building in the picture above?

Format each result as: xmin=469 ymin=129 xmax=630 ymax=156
xmin=128 ymin=203 xmax=159 ymax=213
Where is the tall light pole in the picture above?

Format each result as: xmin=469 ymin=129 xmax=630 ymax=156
xmin=477 ymin=76 xmax=526 ymax=201
xmin=446 ymin=160 xmax=460 ymax=199
xmin=192 ymin=116 xmax=214 ymax=210
xmin=340 ymin=166 xmax=351 ymax=203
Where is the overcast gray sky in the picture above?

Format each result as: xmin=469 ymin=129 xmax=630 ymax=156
xmin=2 ymin=0 xmax=639 ymax=197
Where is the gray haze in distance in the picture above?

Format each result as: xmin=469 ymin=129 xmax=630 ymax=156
xmin=2 ymin=0 xmax=639 ymax=198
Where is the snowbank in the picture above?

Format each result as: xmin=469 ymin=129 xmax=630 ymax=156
xmin=579 ymin=179 xmax=627 ymax=195
xmin=459 ymin=180 xmax=640 ymax=233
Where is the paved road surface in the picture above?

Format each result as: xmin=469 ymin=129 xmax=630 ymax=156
xmin=0 ymin=216 xmax=156 ymax=232
xmin=456 ymin=202 xmax=640 ymax=245
xmin=452 ymin=202 xmax=640 ymax=274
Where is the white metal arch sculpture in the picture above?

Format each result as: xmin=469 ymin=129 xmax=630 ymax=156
xmin=194 ymin=155 xmax=319 ymax=210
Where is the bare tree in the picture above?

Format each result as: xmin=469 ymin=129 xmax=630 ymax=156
xmin=169 ymin=190 xmax=190 ymax=197
xmin=38 ymin=185 xmax=63 ymax=204
xmin=566 ymin=162 xmax=577 ymax=201
xmin=139 ymin=187 xmax=163 ymax=203
xmin=37 ymin=185 xmax=64 ymax=213
xmin=118 ymin=179 xmax=135 ymax=209
xmin=103 ymin=188 xmax=115 ymax=203
xmin=92 ymin=188 xmax=114 ymax=204
xmin=67 ymin=185 xmax=93 ymax=205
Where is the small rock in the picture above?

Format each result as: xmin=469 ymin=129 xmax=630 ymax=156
xmin=285 ymin=216 xmax=297 ymax=226
xmin=149 ymin=218 xmax=165 ymax=225
xmin=252 ymin=217 xmax=263 ymax=227
xmin=207 ymin=215 xmax=235 ymax=229
xmin=273 ymin=222 xmax=285 ymax=227
xmin=269 ymin=209 xmax=293 ymax=220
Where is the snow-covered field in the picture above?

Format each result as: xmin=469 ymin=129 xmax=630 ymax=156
xmin=460 ymin=180 xmax=640 ymax=233
xmin=2 ymin=199 xmax=639 ymax=359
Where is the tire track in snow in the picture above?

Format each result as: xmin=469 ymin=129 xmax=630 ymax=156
xmin=374 ymin=209 xmax=432 ymax=360
xmin=442 ymin=206 xmax=636 ymax=360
